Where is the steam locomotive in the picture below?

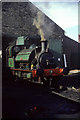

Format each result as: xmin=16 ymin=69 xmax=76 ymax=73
xmin=6 ymin=36 xmax=69 ymax=85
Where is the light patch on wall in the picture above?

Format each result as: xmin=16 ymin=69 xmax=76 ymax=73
xmin=0 ymin=50 xmax=2 ymax=58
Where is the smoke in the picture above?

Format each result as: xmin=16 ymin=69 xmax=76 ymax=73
xmin=33 ymin=11 xmax=54 ymax=41
xmin=33 ymin=11 xmax=46 ymax=41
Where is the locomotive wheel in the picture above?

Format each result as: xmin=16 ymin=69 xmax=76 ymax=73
xmin=43 ymin=77 xmax=50 ymax=86
xmin=63 ymin=67 xmax=69 ymax=75
xmin=51 ymin=76 xmax=59 ymax=89
xmin=13 ymin=76 xmax=20 ymax=82
xmin=36 ymin=68 xmax=44 ymax=76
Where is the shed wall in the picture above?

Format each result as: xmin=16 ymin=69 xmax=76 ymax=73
xmin=63 ymin=36 xmax=79 ymax=69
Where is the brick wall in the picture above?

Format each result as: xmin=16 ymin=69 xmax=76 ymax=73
xmin=2 ymin=2 xmax=64 ymax=40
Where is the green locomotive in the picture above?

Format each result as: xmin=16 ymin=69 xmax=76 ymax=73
xmin=6 ymin=36 xmax=69 ymax=84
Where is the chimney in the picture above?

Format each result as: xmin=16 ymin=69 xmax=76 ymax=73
xmin=41 ymin=40 xmax=48 ymax=52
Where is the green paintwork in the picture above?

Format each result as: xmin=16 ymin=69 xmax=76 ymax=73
xmin=18 ymin=48 xmax=35 ymax=54
xmin=16 ymin=36 xmax=25 ymax=45
xmin=15 ymin=48 xmax=35 ymax=61
xmin=8 ymin=57 xmax=14 ymax=67
xmin=18 ymin=51 xmax=31 ymax=55
xmin=27 ymin=73 xmax=32 ymax=78
xmin=15 ymin=54 xmax=30 ymax=61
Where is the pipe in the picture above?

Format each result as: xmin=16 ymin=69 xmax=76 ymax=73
xmin=63 ymin=54 xmax=67 ymax=67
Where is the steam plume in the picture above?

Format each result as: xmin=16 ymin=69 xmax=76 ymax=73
xmin=33 ymin=11 xmax=46 ymax=41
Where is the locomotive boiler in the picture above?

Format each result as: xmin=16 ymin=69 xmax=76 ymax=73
xmin=6 ymin=36 xmax=69 ymax=85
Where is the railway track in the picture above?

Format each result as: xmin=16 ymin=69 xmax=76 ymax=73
xmin=21 ymin=79 xmax=80 ymax=105
xmin=50 ymin=87 xmax=80 ymax=104
xmin=30 ymin=72 xmax=80 ymax=104
xmin=15 ymin=73 xmax=80 ymax=105
xmin=25 ymin=85 xmax=80 ymax=119
xmin=3 ymin=77 xmax=80 ymax=119
xmin=23 ymin=76 xmax=80 ymax=104
xmin=49 ymin=73 xmax=80 ymax=104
